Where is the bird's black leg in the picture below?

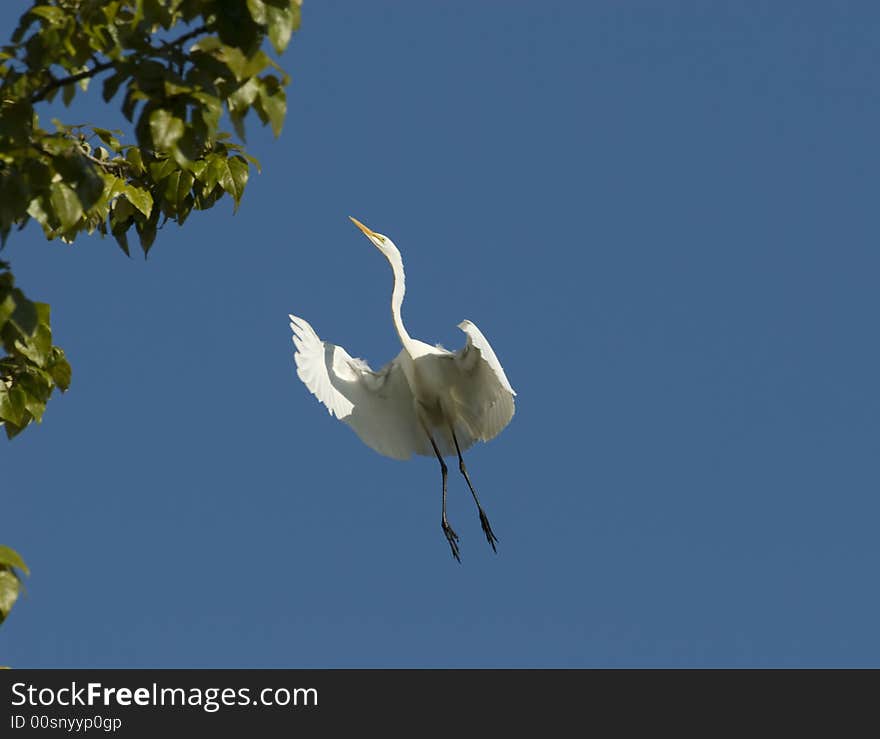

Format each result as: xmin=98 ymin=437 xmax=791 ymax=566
xmin=428 ymin=433 xmax=460 ymax=563
xmin=451 ymin=428 xmax=499 ymax=552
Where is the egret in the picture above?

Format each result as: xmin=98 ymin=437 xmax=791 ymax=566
xmin=288 ymin=217 xmax=515 ymax=562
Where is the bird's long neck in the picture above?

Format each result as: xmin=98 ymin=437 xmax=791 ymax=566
xmin=386 ymin=247 xmax=416 ymax=353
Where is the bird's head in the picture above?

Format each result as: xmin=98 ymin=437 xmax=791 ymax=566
xmin=349 ymin=216 xmax=399 ymax=258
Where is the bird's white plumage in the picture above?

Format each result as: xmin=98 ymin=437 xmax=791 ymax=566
xmin=289 ymin=217 xmax=515 ymax=463
xmin=289 ymin=314 xmax=428 ymax=460
xmin=289 ymin=314 xmax=515 ymax=460
xmin=446 ymin=320 xmax=516 ymax=445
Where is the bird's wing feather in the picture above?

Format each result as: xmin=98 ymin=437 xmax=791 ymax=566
xmin=289 ymin=314 xmax=428 ymax=460
xmin=445 ymin=320 xmax=516 ymax=447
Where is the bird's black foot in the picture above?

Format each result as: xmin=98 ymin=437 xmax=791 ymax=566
xmin=478 ymin=509 xmax=499 ymax=553
xmin=442 ymin=520 xmax=461 ymax=563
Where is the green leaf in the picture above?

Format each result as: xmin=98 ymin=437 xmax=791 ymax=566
xmin=62 ymin=83 xmax=76 ymax=107
xmin=148 ymin=158 xmax=177 ymax=181
xmin=266 ymin=2 xmax=294 ymax=54
xmin=230 ymin=109 xmax=247 ymax=141
xmin=149 ymin=109 xmax=185 ymax=151
xmin=163 ymin=77 xmax=193 ymax=97
xmin=175 ymin=127 xmax=203 ymax=165
xmin=49 ymin=182 xmax=83 ymax=230
xmin=11 ymin=13 xmax=37 ymax=43
xmin=192 ymin=92 xmax=222 ymax=134
xmin=3 ymin=418 xmax=28 ymax=440
xmin=0 ymin=570 xmax=21 ymax=624
xmin=22 ymin=302 xmax=53 ymax=365
xmin=190 ymin=36 xmax=222 ymax=54
xmin=123 ymin=185 xmax=153 ymax=218
xmin=214 ymin=0 xmax=263 ymax=54
xmin=0 ymin=385 xmax=27 ymax=427
xmin=246 ymin=0 xmax=267 ymax=24
xmin=47 ymin=349 xmax=72 ymax=390
xmin=133 ymin=60 xmax=169 ymax=96
xmin=26 ymin=197 xmax=53 ymax=234
xmin=214 ymin=155 xmax=249 ymax=211
xmin=259 ymin=77 xmax=286 ymax=137
xmin=124 ymin=87 xmax=147 ymax=122
xmin=103 ymin=174 xmax=126 ymax=202
xmin=163 ymin=170 xmax=194 ymax=213
xmin=228 ymin=78 xmax=260 ymax=112
xmin=35 ymin=300 xmax=51 ymax=326
xmin=0 ymin=294 xmax=15 ymax=328
xmin=94 ymin=127 xmax=121 ymax=150
xmin=125 ymin=147 xmax=145 ymax=175
xmin=136 ymin=209 xmax=159 ymax=256
xmin=242 ymin=154 xmax=263 ymax=174
xmin=9 ymin=287 xmax=38 ymax=335
xmin=20 ymin=379 xmax=48 ymax=423
xmin=102 ymin=70 xmax=126 ymax=102
xmin=191 ymin=159 xmax=209 ymax=184
xmin=53 ymin=152 xmax=104 ymax=212
xmin=29 ymin=5 xmax=66 ymax=25
xmin=14 ymin=321 xmax=51 ymax=367
xmin=112 ymin=220 xmax=131 ymax=256
xmin=0 ymin=546 xmax=29 ymax=576
xmin=215 ymin=45 xmax=270 ymax=82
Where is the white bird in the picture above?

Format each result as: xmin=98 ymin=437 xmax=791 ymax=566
xmin=288 ymin=217 xmax=516 ymax=561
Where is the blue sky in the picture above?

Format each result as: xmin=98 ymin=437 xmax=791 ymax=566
xmin=3 ymin=1 xmax=880 ymax=667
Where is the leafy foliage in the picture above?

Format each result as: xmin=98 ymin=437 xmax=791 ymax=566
xmin=0 ymin=0 xmax=300 ymax=437
xmin=0 ymin=545 xmax=29 ymax=625
xmin=0 ymin=260 xmax=70 ymax=437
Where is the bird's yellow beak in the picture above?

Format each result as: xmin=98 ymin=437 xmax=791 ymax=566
xmin=349 ymin=216 xmax=379 ymax=241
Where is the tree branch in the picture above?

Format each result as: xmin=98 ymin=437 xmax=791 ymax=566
xmin=77 ymin=146 xmax=129 ymax=176
xmin=29 ymin=24 xmax=209 ymax=104
xmin=30 ymin=141 xmax=129 ymax=178
xmin=30 ymin=60 xmax=115 ymax=103
xmin=153 ymin=24 xmax=210 ymax=57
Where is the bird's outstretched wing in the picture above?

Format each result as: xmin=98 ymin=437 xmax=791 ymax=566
xmin=289 ymin=314 xmax=429 ymax=460
xmin=445 ymin=319 xmax=516 ymax=447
